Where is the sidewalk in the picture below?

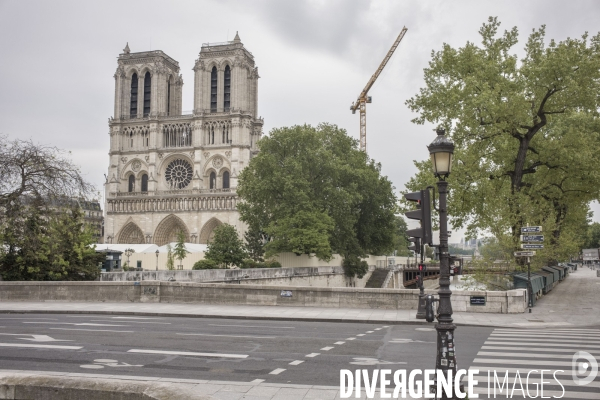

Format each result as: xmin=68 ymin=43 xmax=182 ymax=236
xmin=0 ymin=266 xmax=598 ymax=328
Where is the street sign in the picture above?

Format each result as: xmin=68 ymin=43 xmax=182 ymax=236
xmin=520 ymin=235 xmax=544 ymax=242
xmin=514 ymin=251 xmax=536 ymax=257
xmin=521 ymin=244 xmax=544 ymax=249
xmin=521 ymin=226 xmax=542 ymax=233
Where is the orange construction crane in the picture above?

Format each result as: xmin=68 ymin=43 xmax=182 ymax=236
xmin=350 ymin=26 xmax=407 ymax=152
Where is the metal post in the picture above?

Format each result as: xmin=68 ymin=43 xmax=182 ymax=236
xmin=527 ymin=256 xmax=532 ymax=312
xmin=434 ymin=180 xmax=457 ymax=399
xmin=416 ymin=241 xmax=426 ymax=319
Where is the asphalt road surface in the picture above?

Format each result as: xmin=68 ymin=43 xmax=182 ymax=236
xmin=0 ymin=313 xmax=598 ymax=399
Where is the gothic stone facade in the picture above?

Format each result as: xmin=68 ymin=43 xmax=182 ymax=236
xmin=104 ymin=33 xmax=263 ymax=245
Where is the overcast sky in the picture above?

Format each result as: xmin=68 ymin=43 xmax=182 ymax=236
xmin=1 ymin=0 xmax=599 ymax=239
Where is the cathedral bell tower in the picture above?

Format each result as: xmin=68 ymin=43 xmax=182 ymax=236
xmin=104 ymin=36 xmax=263 ymax=248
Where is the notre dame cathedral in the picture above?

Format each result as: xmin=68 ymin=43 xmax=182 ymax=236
xmin=104 ymin=33 xmax=263 ymax=245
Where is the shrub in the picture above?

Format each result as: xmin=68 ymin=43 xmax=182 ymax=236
xmin=239 ymin=259 xmax=258 ymax=269
xmin=264 ymin=260 xmax=282 ymax=268
xmin=192 ymin=259 xmax=219 ymax=270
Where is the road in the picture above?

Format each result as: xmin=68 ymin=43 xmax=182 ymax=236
xmin=0 ymin=313 xmax=598 ymax=399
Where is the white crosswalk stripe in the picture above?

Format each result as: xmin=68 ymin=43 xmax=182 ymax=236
xmin=466 ymin=328 xmax=600 ymax=399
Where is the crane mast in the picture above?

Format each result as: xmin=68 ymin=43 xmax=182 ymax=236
xmin=351 ymin=26 xmax=407 ymax=152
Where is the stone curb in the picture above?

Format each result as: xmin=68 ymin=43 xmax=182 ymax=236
xmin=0 ymin=308 xmax=579 ymax=329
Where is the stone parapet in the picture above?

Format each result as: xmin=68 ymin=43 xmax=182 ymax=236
xmin=0 ymin=281 xmax=527 ymax=314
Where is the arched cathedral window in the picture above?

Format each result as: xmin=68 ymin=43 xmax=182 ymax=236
xmin=130 ymin=132 xmax=134 ymax=148
xmin=224 ymin=65 xmax=231 ymax=111
xmin=210 ymin=172 xmax=216 ymax=189
xmin=141 ymin=174 xmax=148 ymax=192
xmin=210 ymin=67 xmax=217 ymax=112
xmin=167 ymin=79 xmax=171 ymax=116
xmin=128 ymin=175 xmax=135 ymax=192
xmin=143 ymin=72 xmax=151 ymax=116
xmin=130 ymin=73 xmax=138 ymax=118
xmin=222 ymin=171 xmax=230 ymax=189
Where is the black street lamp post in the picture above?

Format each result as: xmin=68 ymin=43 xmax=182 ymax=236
xmin=427 ymin=128 xmax=456 ymax=399
xmin=155 ymin=249 xmax=159 ymax=271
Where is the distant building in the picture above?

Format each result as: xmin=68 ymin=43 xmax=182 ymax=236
xmin=582 ymin=248 xmax=599 ymax=264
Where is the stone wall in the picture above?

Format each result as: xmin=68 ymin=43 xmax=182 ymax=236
xmin=0 ymin=281 xmax=527 ymax=313
xmin=101 ymin=266 xmax=374 ymax=288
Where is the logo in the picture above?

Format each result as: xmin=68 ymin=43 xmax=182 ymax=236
xmin=572 ymin=351 xmax=598 ymax=386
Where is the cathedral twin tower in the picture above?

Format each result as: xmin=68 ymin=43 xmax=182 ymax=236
xmin=104 ymin=33 xmax=263 ymax=246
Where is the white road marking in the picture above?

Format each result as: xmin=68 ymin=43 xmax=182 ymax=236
xmin=250 ymin=379 xmax=265 ymax=384
xmin=356 ymin=334 xmax=365 ymax=336
xmin=0 ymin=333 xmax=71 ymax=342
xmin=127 ymin=349 xmax=248 ymax=359
xmin=208 ymin=324 xmax=294 ymax=329
xmin=289 ymin=360 xmax=304 ymax=366
xmin=90 ymin=320 xmax=171 ymax=325
xmin=482 ymin=345 xmax=600 ymax=354
xmin=485 ymin=340 xmax=600 ymax=349
xmin=305 ymin=353 xmax=320 ymax=358
xmin=269 ymin=368 xmax=286 ymax=375
xmin=350 ymin=357 xmax=406 ymax=366
xmin=176 ymin=333 xmax=275 ymax=339
xmin=416 ymin=328 xmax=435 ymax=331
xmin=50 ymin=328 xmax=134 ymax=333
xmin=374 ymin=328 xmax=382 ymax=331
xmin=111 ymin=317 xmax=160 ymax=320
xmin=23 ymin=322 xmax=128 ymax=327
xmin=346 ymin=337 xmax=356 ymax=340
xmin=320 ymin=346 xmax=334 ymax=351
xmin=383 ymin=326 xmax=390 ymax=328
xmin=334 ymin=341 xmax=345 ymax=345
xmin=0 ymin=318 xmax=57 ymax=320
xmin=0 ymin=343 xmax=82 ymax=350
xmin=366 ymin=331 xmax=374 ymax=333
xmin=80 ymin=364 xmax=104 ymax=369
xmin=478 ymin=351 xmax=581 ymax=359
xmin=473 ymin=358 xmax=573 ymax=367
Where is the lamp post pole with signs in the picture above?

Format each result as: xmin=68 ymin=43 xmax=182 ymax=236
xmin=427 ymin=129 xmax=457 ymax=398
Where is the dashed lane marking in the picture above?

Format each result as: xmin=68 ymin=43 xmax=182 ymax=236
xmin=346 ymin=338 xmax=356 ymax=340
xmin=366 ymin=331 xmax=374 ymax=333
xmin=374 ymin=328 xmax=382 ymax=330
xmin=356 ymin=334 xmax=365 ymax=336
xmin=334 ymin=341 xmax=345 ymax=345
xmin=250 ymin=379 xmax=265 ymax=384
xmin=289 ymin=360 xmax=304 ymax=366
xmin=305 ymin=353 xmax=320 ymax=358
xmin=209 ymin=324 xmax=294 ymax=329
xmin=269 ymin=368 xmax=286 ymax=375
xmin=320 ymin=346 xmax=334 ymax=351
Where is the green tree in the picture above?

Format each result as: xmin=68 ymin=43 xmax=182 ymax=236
xmin=582 ymin=222 xmax=600 ymax=249
xmin=166 ymin=244 xmax=175 ymax=271
xmin=173 ymin=231 xmax=189 ymax=269
xmin=243 ymin=226 xmax=267 ymax=262
xmin=404 ymin=17 xmax=600 ymax=265
xmin=204 ymin=224 xmax=247 ymax=268
xmin=392 ymin=216 xmax=412 ymax=256
xmin=45 ymin=205 xmax=104 ymax=280
xmin=237 ymin=123 xmax=396 ymax=276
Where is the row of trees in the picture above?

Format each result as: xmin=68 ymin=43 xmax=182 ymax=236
xmin=403 ymin=17 xmax=600 ymax=269
xmin=0 ymin=136 xmax=102 ymax=281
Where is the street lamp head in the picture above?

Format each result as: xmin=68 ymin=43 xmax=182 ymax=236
xmin=155 ymin=249 xmax=159 ymax=257
xmin=427 ymin=128 xmax=455 ymax=179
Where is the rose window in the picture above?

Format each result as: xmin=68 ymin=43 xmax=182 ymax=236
xmin=165 ymin=159 xmax=193 ymax=189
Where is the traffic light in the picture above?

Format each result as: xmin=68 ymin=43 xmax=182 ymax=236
xmin=408 ymin=237 xmax=421 ymax=254
xmin=418 ymin=263 xmax=427 ymax=272
xmin=404 ymin=189 xmax=433 ymax=246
